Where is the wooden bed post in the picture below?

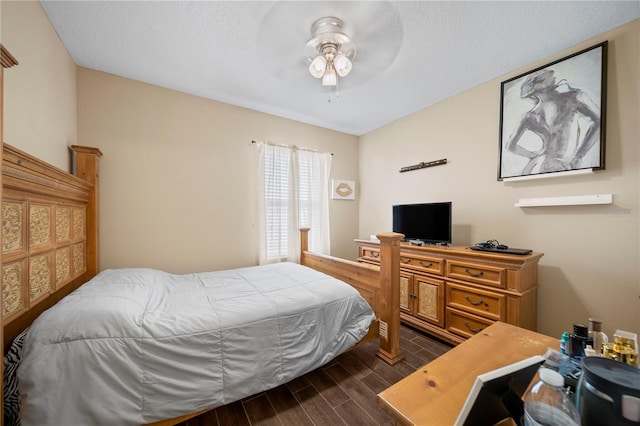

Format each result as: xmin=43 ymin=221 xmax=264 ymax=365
xmin=69 ymin=145 xmax=103 ymax=277
xmin=376 ymin=232 xmax=404 ymax=365
xmin=300 ymin=228 xmax=310 ymax=255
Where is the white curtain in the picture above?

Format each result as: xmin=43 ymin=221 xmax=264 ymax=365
xmin=256 ymin=141 xmax=332 ymax=265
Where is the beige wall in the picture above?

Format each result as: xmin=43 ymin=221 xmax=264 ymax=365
xmin=359 ymin=20 xmax=640 ymax=339
xmin=1 ymin=0 xmax=76 ymax=169
xmin=76 ymin=68 xmax=360 ymax=273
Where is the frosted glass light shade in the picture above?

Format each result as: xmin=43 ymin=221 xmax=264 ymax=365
xmin=309 ymin=55 xmax=326 ymax=78
xmin=334 ymin=54 xmax=352 ymax=77
xmin=322 ymin=67 xmax=337 ymax=86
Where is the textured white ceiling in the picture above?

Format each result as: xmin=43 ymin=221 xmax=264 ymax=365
xmin=40 ymin=1 xmax=640 ymax=135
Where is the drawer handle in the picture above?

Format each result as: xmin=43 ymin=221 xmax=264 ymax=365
xmin=400 ymin=257 xmax=411 ymax=264
xmin=419 ymin=261 xmax=433 ymax=268
xmin=371 ymin=252 xmax=380 ymax=258
xmin=464 ymin=322 xmax=484 ymax=333
xmin=464 ymin=295 xmax=484 ymax=306
xmin=464 ymin=268 xmax=484 ymax=278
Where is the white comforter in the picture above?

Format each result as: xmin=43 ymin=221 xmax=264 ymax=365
xmin=18 ymin=262 xmax=375 ymax=425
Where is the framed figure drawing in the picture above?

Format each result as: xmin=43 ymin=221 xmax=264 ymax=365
xmin=498 ymin=41 xmax=607 ymax=180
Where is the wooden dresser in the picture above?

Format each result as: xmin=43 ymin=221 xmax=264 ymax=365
xmin=356 ymin=240 xmax=543 ymax=345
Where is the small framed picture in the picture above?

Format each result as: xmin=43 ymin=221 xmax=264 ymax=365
xmin=332 ymin=180 xmax=355 ymax=200
xmin=498 ymin=42 xmax=607 ymax=180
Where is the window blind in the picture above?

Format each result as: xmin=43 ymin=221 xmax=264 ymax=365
xmin=257 ymin=141 xmax=331 ymax=264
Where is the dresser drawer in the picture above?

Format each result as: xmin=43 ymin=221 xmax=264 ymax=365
xmin=446 ymin=260 xmax=506 ymax=289
xmin=399 ymin=253 xmax=444 ymax=276
xmin=446 ymin=308 xmax=494 ymax=339
xmin=446 ymin=282 xmax=505 ymax=321
xmin=359 ymin=247 xmax=381 ymax=263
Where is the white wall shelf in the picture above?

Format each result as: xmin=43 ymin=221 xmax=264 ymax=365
xmin=503 ymin=168 xmax=593 ymax=182
xmin=515 ymin=194 xmax=613 ymax=207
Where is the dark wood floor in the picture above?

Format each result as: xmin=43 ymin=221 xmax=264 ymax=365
xmin=179 ymin=325 xmax=452 ymax=426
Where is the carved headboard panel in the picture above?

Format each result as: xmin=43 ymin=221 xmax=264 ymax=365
xmin=2 ymin=143 xmax=101 ymax=348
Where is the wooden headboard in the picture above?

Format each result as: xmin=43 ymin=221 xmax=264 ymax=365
xmin=2 ymin=143 xmax=101 ymax=349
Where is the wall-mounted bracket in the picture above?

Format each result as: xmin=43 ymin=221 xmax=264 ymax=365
xmin=400 ymin=158 xmax=447 ymax=173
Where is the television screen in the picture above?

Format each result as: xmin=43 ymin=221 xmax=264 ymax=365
xmin=392 ymin=202 xmax=452 ymax=244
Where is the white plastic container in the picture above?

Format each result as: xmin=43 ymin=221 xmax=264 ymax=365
xmin=523 ymin=368 xmax=581 ymax=426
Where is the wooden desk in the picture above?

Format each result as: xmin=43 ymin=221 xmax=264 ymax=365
xmin=377 ymin=321 xmax=558 ymax=425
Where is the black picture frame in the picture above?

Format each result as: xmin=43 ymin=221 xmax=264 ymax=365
xmin=498 ymin=41 xmax=607 ymax=180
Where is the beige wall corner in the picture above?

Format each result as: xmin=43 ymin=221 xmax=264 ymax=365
xmin=1 ymin=0 xmax=76 ymax=170
xmin=359 ymin=20 xmax=640 ymax=338
xmin=76 ymin=68 xmax=360 ymax=272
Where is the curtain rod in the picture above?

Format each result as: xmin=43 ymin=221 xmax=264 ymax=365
xmin=251 ymin=140 xmax=333 ymax=156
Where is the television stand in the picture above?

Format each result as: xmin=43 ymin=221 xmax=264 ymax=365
xmin=356 ymin=239 xmax=543 ymax=345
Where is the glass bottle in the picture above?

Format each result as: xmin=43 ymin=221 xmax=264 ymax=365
xmin=523 ymin=368 xmax=581 ymax=426
xmin=588 ymin=318 xmax=608 ymax=356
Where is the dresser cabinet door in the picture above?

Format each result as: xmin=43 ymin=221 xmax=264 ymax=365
xmin=399 ymin=272 xmax=413 ymax=314
xmin=414 ymin=275 xmax=444 ymax=327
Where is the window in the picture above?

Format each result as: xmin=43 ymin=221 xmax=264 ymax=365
xmin=256 ymin=142 xmax=331 ymax=264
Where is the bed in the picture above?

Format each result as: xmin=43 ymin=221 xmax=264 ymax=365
xmin=1 ymin=143 xmax=403 ymax=425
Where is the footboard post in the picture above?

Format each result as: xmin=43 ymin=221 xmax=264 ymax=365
xmin=299 ymin=228 xmax=310 ymax=263
xmin=376 ymin=232 xmax=405 ymax=365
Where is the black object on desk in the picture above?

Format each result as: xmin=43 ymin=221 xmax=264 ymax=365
xmin=470 ymin=245 xmax=532 ymax=255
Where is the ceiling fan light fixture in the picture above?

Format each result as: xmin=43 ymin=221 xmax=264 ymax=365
xmin=305 ymin=17 xmax=356 ymax=89
xmin=322 ymin=67 xmax=337 ymax=86
xmin=309 ymin=55 xmax=326 ymax=78
xmin=333 ymin=53 xmax=352 ymax=77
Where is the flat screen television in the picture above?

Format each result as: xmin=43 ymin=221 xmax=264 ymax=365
xmin=392 ymin=202 xmax=452 ymax=245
